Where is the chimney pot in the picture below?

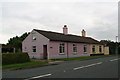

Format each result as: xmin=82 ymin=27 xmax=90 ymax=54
xmin=63 ymin=25 xmax=68 ymax=34
xmin=82 ymin=29 xmax=86 ymax=37
xmin=64 ymin=25 xmax=67 ymax=27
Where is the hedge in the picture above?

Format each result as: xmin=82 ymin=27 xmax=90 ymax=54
xmin=2 ymin=53 xmax=30 ymax=65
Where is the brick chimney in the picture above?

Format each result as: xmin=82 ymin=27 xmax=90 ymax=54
xmin=82 ymin=29 xmax=86 ymax=37
xmin=63 ymin=25 xmax=68 ymax=35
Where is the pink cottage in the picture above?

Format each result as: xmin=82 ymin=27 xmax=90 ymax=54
xmin=22 ymin=25 xmax=109 ymax=60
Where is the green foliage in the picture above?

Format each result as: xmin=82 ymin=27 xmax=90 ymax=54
xmin=100 ymin=40 xmax=120 ymax=55
xmin=3 ymin=32 xmax=30 ymax=52
xmin=20 ymin=32 xmax=30 ymax=41
xmin=2 ymin=61 xmax=48 ymax=69
xmin=2 ymin=53 xmax=30 ymax=65
xmin=100 ymin=40 xmax=114 ymax=43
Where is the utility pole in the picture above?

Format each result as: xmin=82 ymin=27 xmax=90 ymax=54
xmin=0 ymin=44 xmax=1 ymax=53
xmin=115 ymin=36 xmax=118 ymax=56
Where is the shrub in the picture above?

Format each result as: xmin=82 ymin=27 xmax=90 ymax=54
xmin=2 ymin=53 xmax=30 ymax=65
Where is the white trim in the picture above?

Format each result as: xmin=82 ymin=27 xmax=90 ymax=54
xmin=59 ymin=53 xmax=65 ymax=54
xmin=32 ymin=46 xmax=36 ymax=53
xmin=72 ymin=44 xmax=77 ymax=53
xmin=59 ymin=43 xmax=65 ymax=54
xmin=83 ymin=45 xmax=87 ymax=53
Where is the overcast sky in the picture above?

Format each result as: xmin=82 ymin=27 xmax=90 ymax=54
xmin=0 ymin=0 xmax=119 ymax=44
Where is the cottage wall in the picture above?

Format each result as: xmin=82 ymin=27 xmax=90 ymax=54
xmin=90 ymin=44 xmax=104 ymax=54
xmin=49 ymin=41 xmax=90 ymax=59
xmin=104 ymin=47 xmax=109 ymax=55
xmin=22 ymin=28 xmax=109 ymax=60
xmin=67 ymin=43 xmax=90 ymax=57
xmin=22 ymin=30 xmax=49 ymax=59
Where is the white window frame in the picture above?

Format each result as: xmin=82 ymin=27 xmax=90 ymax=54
xmin=73 ymin=44 xmax=77 ymax=53
xmin=32 ymin=32 xmax=36 ymax=41
xmin=59 ymin=43 xmax=65 ymax=54
xmin=32 ymin=46 xmax=36 ymax=53
xmin=32 ymin=35 xmax=36 ymax=40
xmin=99 ymin=46 xmax=102 ymax=53
xmin=83 ymin=45 xmax=87 ymax=53
xmin=92 ymin=45 xmax=95 ymax=53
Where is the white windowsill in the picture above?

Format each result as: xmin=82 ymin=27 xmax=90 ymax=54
xmin=32 ymin=52 xmax=36 ymax=53
xmin=59 ymin=53 xmax=65 ymax=54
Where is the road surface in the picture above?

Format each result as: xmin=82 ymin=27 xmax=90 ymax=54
xmin=2 ymin=56 xmax=120 ymax=79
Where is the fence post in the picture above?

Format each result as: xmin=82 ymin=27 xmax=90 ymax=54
xmin=13 ymin=48 xmax=16 ymax=53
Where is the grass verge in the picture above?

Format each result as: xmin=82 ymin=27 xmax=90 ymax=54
xmin=2 ymin=61 xmax=48 ymax=69
xmin=52 ymin=55 xmax=114 ymax=61
xmin=2 ymin=55 xmax=116 ymax=70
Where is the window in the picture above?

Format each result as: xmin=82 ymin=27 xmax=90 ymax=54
xmin=73 ymin=44 xmax=77 ymax=52
xmin=32 ymin=32 xmax=36 ymax=40
xmin=32 ymin=35 xmax=36 ymax=40
xmin=92 ymin=45 xmax=95 ymax=53
xmin=59 ymin=43 xmax=65 ymax=54
xmin=84 ymin=45 xmax=87 ymax=53
xmin=32 ymin=46 xmax=36 ymax=52
xmin=99 ymin=46 xmax=102 ymax=52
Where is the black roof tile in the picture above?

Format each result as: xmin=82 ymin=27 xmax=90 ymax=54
xmin=34 ymin=29 xmax=101 ymax=44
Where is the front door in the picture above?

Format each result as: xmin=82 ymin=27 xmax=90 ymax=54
xmin=43 ymin=45 xmax=47 ymax=59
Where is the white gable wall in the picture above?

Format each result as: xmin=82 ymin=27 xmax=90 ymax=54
xmin=22 ymin=30 xmax=50 ymax=59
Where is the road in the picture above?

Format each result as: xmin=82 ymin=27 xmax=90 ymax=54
xmin=2 ymin=56 xmax=120 ymax=79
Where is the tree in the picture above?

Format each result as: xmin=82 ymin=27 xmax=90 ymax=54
xmin=5 ymin=32 xmax=30 ymax=53
xmin=20 ymin=32 xmax=30 ymax=41
xmin=100 ymin=40 xmax=120 ymax=55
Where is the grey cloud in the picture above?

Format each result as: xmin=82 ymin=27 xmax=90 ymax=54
xmin=1 ymin=2 xmax=118 ymax=43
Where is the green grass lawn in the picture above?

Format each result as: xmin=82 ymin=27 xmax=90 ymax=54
xmin=2 ymin=55 xmax=115 ymax=70
xmin=52 ymin=55 xmax=114 ymax=61
xmin=2 ymin=61 xmax=48 ymax=69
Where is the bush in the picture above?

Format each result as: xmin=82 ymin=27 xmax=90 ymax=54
xmin=2 ymin=53 xmax=30 ymax=65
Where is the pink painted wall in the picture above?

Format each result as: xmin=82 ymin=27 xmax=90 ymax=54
xmin=22 ymin=30 xmax=49 ymax=59
xmin=22 ymin=30 xmax=91 ymax=59
xmin=49 ymin=41 xmax=90 ymax=59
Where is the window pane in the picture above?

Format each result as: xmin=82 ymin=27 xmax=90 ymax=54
xmin=32 ymin=46 xmax=36 ymax=52
xmin=99 ymin=46 xmax=102 ymax=52
xmin=59 ymin=44 xmax=64 ymax=53
xmin=32 ymin=35 xmax=36 ymax=40
xmin=32 ymin=32 xmax=36 ymax=40
xmin=33 ymin=36 xmax=36 ymax=40
xmin=92 ymin=46 xmax=95 ymax=53
xmin=59 ymin=45 xmax=62 ymax=53
xmin=73 ymin=44 xmax=77 ymax=52
xmin=84 ymin=45 xmax=87 ymax=52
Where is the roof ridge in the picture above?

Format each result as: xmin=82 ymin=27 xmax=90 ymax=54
xmin=34 ymin=29 xmax=87 ymax=37
xmin=34 ymin=29 xmax=64 ymax=35
xmin=34 ymin=29 xmax=82 ymax=37
xmin=34 ymin=29 xmax=96 ymax=38
xmin=33 ymin=29 xmax=100 ymax=44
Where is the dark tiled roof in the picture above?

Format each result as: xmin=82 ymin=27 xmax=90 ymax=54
xmin=34 ymin=29 xmax=101 ymax=44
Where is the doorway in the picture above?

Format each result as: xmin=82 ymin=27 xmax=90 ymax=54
xmin=43 ymin=45 xmax=47 ymax=59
